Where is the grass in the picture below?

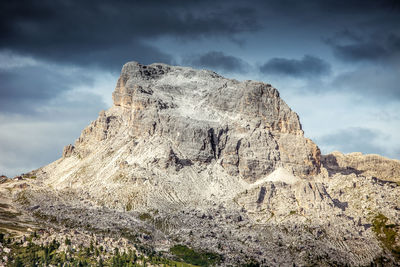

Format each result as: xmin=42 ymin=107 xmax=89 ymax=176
xmin=170 ymin=244 xmax=222 ymax=266
xmin=125 ymin=202 xmax=133 ymax=211
xmin=138 ymin=212 xmax=152 ymax=221
xmin=372 ymin=213 xmax=400 ymax=260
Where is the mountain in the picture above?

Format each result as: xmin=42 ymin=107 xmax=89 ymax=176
xmin=1 ymin=62 xmax=399 ymax=266
xmin=43 ymin=61 xmax=320 ymax=211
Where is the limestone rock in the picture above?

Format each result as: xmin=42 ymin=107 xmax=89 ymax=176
xmin=62 ymin=144 xmax=75 ymax=158
xmin=5 ymin=62 xmax=399 ymax=266
xmin=39 ymin=61 xmax=322 ymax=210
xmin=322 ymin=151 xmax=400 ymax=183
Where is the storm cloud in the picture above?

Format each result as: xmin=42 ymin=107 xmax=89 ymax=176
xmin=1 ymin=0 xmax=399 ymax=70
xmin=327 ymin=32 xmax=400 ymax=64
xmin=259 ymin=55 xmax=331 ymax=78
xmin=183 ymin=51 xmax=248 ymax=73
xmin=0 ymin=0 xmax=259 ymax=70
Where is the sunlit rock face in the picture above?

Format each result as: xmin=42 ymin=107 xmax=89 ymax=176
xmin=16 ymin=62 xmax=399 ymax=266
xmin=49 ymin=61 xmax=322 ymax=209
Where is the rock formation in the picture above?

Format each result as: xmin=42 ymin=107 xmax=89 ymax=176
xmin=322 ymin=151 xmax=400 ymax=183
xmin=39 ymin=62 xmax=321 ymax=211
xmin=1 ymin=62 xmax=399 ymax=266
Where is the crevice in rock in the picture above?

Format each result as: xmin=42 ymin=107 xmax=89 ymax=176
xmin=256 ymin=186 xmax=266 ymax=204
xmin=208 ymin=128 xmax=217 ymax=159
xmin=235 ymin=138 xmax=242 ymax=167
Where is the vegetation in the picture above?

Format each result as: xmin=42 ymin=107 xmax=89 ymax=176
xmin=21 ymin=174 xmax=37 ymax=179
xmin=125 ymin=202 xmax=133 ymax=212
xmin=372 ymin=213 xmax=400 ymax=260
xmin=170 ymin=244 xmax=222 ymax=266
xmin=138 ymin=213 xmax=152 ymax=221
xmin=0 ymin=232 xmax=203 ymax=267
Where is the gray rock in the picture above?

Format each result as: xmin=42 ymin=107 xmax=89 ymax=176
xmin=81 ymin=61 xmax=320 ymax=182
xmin=5 ymin=62 xmax=399 ymax=266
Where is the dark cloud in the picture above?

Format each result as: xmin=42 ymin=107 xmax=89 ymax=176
xmin=28 ymin=42 xmax=173 ymax=71
xmin=0 ymin=65 xmax=98 ymax=114
xmin=0 ymin=0 xmax=259 ymax=70
xmin=317 ymin=0 xmax=400 ymax=14
xmin=329 ymin=30 xmax=363 ymax=44
xmin=323 ymin=31 xmax=400 ymax=101
xmin=251 ymin=0 xmax=400 ymax=29
xmin=318 ymin=127 xmax=385 ymax=155
xmin=259 ymin=55 xmax=331 ymax=78
xmin=326 ymin=30 xmax=400 ymax=64
xmin=333 ymin=42 xmax=389 ymax=62
xmin=1 ymin=0 xmax=399 ymax=70
xmin=183 ymin=51 xmax=248 ymax=73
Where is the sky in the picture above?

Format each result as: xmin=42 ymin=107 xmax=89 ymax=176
xmin=1 ymin=0 xmax=400 ymax=176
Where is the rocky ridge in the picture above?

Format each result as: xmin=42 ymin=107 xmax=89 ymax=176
xmin=1 ymin=62 xmax=399 ymax=266
xmin=322 ymin=151 xmax=400 ymax=183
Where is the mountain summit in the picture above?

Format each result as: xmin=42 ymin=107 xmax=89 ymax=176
xmin=1 ymin=62 xmax=399 ymax=266
xmin=44 ymin=61 xmax=321 ymax=211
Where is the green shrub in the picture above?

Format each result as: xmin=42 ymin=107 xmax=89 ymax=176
xmin=170 ymin=244 xmax=222 ymax=266
xmin=138 ymin=212 xmax=152 ymax=221
xmin=126 ymin=202 xmax=133 ymax=211
xmin=372 ymin=213 xmax=400 ymax=260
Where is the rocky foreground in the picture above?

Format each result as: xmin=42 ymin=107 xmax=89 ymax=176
xmin=1 ymin=62 xmax=400 ymax=266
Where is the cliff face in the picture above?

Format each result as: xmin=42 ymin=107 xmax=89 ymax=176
xmin=106 ymin=62 xmax=319 ymax=178
xmin=3 ymin=62 xmax=400 ymax=266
